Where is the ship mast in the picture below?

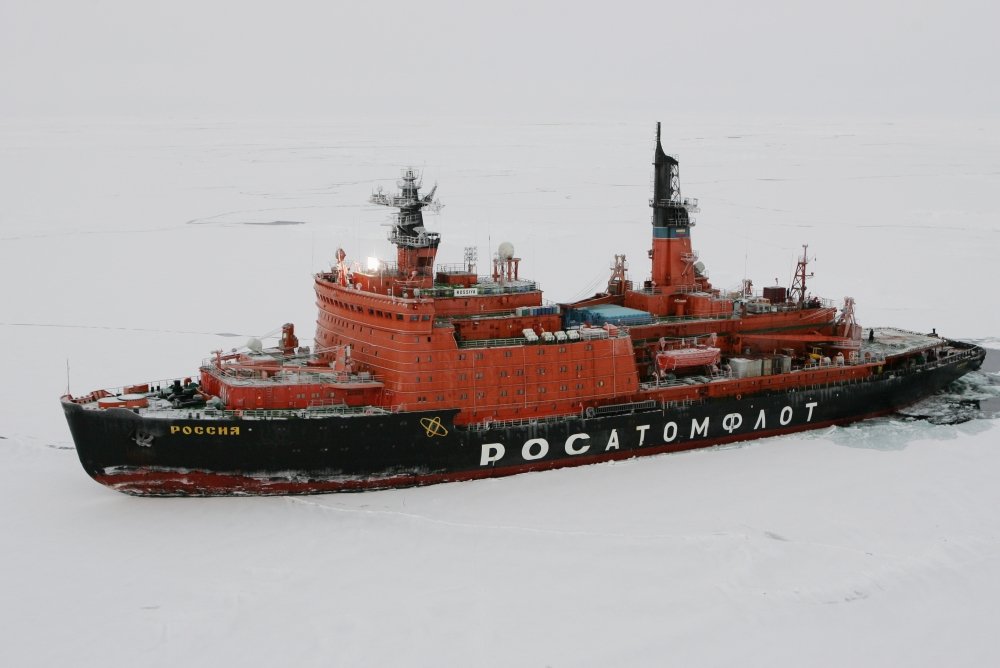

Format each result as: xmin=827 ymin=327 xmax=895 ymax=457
xmin=788 ymin=244 xmax=814 ymax=307
xmin=370 ymin=168 xmax=443 ymax=289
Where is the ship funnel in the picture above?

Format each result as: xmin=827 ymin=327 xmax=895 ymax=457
xmin=650 ymin=122 xmax=689 ymax=228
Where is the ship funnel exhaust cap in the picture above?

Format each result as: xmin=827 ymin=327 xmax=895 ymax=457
xmin=653 ymin=121 xmax=672 ymax=166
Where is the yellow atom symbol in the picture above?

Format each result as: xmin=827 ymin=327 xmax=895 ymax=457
xmin=420 ymin=416 xmax=449 ymax=438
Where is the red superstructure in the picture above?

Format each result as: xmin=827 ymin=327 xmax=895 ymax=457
xmin=298 ymin=124 xmax=863 ymax=426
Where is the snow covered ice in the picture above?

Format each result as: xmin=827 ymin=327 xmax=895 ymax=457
xmin=2 ymin=116 xmax=999 ymax=667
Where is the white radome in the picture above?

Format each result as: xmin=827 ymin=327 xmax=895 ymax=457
xmin=497 ymin=241 xmax=515 ymax=260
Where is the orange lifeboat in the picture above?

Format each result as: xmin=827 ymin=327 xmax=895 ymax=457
xmin=656 ymin=346 xmax=721 ymax=372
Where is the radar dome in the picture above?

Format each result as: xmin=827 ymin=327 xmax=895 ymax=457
xmin=247 ymin=337 xmax=263 ymax=354
xmin=497 ymin=241 xmax=515 ymax=260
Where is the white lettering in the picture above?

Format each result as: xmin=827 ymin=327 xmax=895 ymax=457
xmin=663 ymin=422 xmax=678 ymax=442
xmin=565 ymin=433 xmax=591 ymax=456
xmin=722 ymin=413 xmax=743 ymax=434
xmin=635 ymin=424 xmax=650 ymax=446
xmin=805 ymin=401 xmax=818 ymax=422
xmin=605 ymin=429 xmax=620 ymax=451
xmin=690 ymin=417 xmax=709 ymax=439
xmin=754 ymin=409 xmax=766 ymax=430
xmin=522 ymin=438 xmax=549 ymax=461
xmin=779 ymin=406 xmax=793 ymax=426
xmin=481 ymin=443 xmax=505 ymax=466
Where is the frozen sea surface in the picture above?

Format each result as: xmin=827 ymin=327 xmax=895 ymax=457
xmin=1 ymin=117 xmax=999 ymax=667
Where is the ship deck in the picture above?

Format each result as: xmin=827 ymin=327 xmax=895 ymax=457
xmin=861 ymin=327 xmax=945 ymax=358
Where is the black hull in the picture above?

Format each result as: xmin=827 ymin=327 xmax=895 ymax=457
xmin=63 ymin=348 xmax=985 ymax=496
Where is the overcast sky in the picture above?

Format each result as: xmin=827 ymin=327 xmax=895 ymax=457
xmin=1 ymin=0 xmax=997 ymax=119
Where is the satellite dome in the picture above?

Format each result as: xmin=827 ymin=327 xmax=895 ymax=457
xmin=247 ymin=337 xmax=263 ymax=354
xmin=497 ymin=241 xmax=515 ymax=260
